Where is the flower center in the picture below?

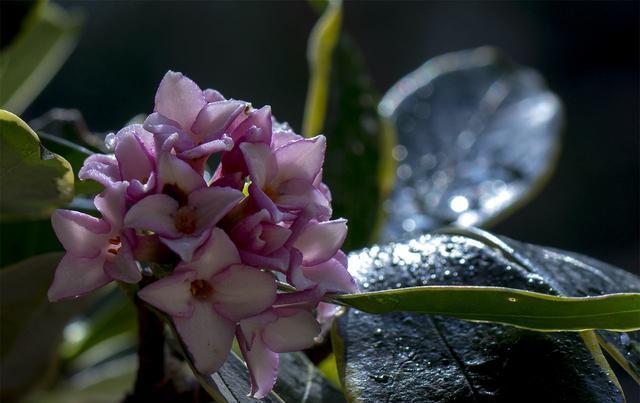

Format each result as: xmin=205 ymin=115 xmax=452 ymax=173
xmin=107 ymin=236 xmax=122 ymax=255
xmin=162 ymin=184 xmax=189 ymax=206
xmin=190 ymin=279 xmax=212 ymax=300
xmin=174 ymin=206 xmax=197 ymax=234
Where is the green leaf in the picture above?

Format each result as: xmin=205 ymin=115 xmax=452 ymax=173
xmin=379 ymin=47 xmax=563 ymax=242
xmin=0 ymin=252 xmax=93 ymax=400
xmin=333 ymin=229 xmax=635 ymax=402
xmin=0 ymin=109 xmax=74 ymax=221
xmin=302 ymin=0 xmax=342 ymax=137
xmin=303 ymin=3 xmax=396 ymax=250
xmin=38 ymin=131 xmax=102 ymax=196
xmin=333 ymin=286 xmax=639 ymax=332
xmin=0 ymin=2 xmax=82 ymax=114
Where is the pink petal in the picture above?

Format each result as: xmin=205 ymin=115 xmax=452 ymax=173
xmin=188 ymin=186 xmax=244 ymax=231
xmin=229 ymin=209 xmax=271 ymax=242
xmin=272 ymin=129 xmax=302 ymax=148
xmin=114 ymin=126 xmax=154 ymax=183
xmin=160 ymin=230 xmax=211 ymax=262
xmin=51 ymin=210 xmax=110 ymax=257
xmin=248 ymin=183 xmax=281 ymax=222
xmin=177 ymin=136 xmax=233 ymax=160
xmin=138 ymin=270 xmax=196 ymax=317
xmin=78 ymin=154 xmax=120 ymax=188
xmin=144 ymin=112 xmax=181 ymax=134
xmin=48 ymin=254 xmax=110 ymax=301
xmin=237 ymin=329 xmax=279 ymax=399
xmin=94 ymin=181 xmax=128 ymax=228
xmin=154 ymin=71 xmax=206 ymax=130
xmin=228 ymin=106 xmax=272 ymax=144
xmin=104 ymin=240 xmax=142 ymax=283
xmin=203 ymin=88 xmax=225 ymax=102
xmin=302 ymin=254 xmax=357 ymax=293
xmin=174 ymin=302 xmax=235 ymax=374
xmin=212 ymin=264 xmax=276 ymax=321
xmin=158 ymin=152 xmax=206 ymax=195
xmin=274 ymin=136 xmax=326 ymax=183
xmin=123 ymin=194 xmax=179 ymax=237
xmin=259 ymin=224 xmax=291 ymax=255
xmin=127 ymin=171 xmax=157 ymax=201
xmin=316 ymin=302 xmax=341 ymax=342
xmin=292 ymin=219 xmax=348 ymax=266
xmin=191 ymin=100 xmax=247 ymax=140
xmin=239 ymin=248 xmax=289 ymax=272
xmin=240 ymin=143 xmax=276 ymax=188
xmin=182 ymin=228 xmax=240 ymax=278
xmin=262 ymin=309 xmax=320 ymax=353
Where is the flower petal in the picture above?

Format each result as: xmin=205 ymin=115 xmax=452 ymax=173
xmin=191 ymin=100 xmax=247 ymax=140
xmin=240 ymin=142 xmax=276 ymax=189
xmin=154 ymin=71 xmax=206 ymax=130
xmin=78 ymin=154 xmax=120 ymax=188
xmin=212 ymin=265 xmax=277 ymax=321
xmin=114 ymin=125 xmax=154 ymax=183
xmin=189 ymin=186 xmax=244 ymax=231
xmin=51 ymin=210 xmax=110 ymax=257
xmin=124 ymin=194 xmax=179 ymax=237
xmin=104 ymin=239 xmax=142 ymax=283
xmin=183 ymin=227 xmax=240 ymax=278
xmin=138 ymin=270 xmax=195 ymax=317
xmin=174 ymin=302 xmax=235 ymax=374
xmin=302 ymin=254 xmax=357 ymax=293
xmin=274 ymin=136 xmax=325 ymax=183
xmin=292 ymin=219 xmax=348 ymax=266
xmin=237 ymin=329 xmax=279 ymax=399
xmin=94 ymin=181 xmax=128 ymax=228
xmin=178 ymin=136 xmax=233 ymax=160
xmin=239 ymin=248 xmax=289 ymax=273
xmin=158 ymin=152 xmax=206 ymax=195
xmin=228 ymin=105 xmax=272 ymax=144
xmin=160 ymin=230 xmax=210 ymax=262
xmin=262 ymin=309 xmax=320 ymax=353
xmin=48 ymin=254 xmax=110 ymax=301
xmin=203 ymin=88 xmax=225 ymax=103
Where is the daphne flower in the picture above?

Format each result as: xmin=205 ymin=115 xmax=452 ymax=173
xmin=238 ymin=135 xmax=331 ymax=222
xmin=144 ymin=71 xmax=247 ymax=170
xmin=78 ymin=124 xmax=157 ymax=202
xmin=138 ymin=228 xmax=277 ymax=373
xmin=237 ymin=306 xmax=321 ymax=398
xmin=228 ymin=209 xmax=292 ymax=272
xmin=48 ymin=182 xmax=141 ymax=301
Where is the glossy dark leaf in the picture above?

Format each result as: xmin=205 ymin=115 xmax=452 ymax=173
xmin=334 ymin=228 xmax=633 ymax=402
xmin=0 ymin=252 xmax=93 ymax=400
xmin=379 ymin=47 xmax=562 ymax=242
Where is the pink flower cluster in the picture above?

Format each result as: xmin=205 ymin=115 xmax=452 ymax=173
xmin=48 ymin=71 xmax=356 ymax=397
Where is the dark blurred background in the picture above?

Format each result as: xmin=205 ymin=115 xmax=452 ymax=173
xmin=20 ymin=0 xmax=638 ymax=275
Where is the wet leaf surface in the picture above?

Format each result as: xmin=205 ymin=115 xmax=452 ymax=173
xmin=379 ymin=47 xmax=562 ymax=242
xmin=334 ymin=229 xmax=632 ymax=402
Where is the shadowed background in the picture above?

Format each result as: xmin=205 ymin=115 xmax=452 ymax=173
xmin=19 ymin=1 xmax=637 ymax=273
